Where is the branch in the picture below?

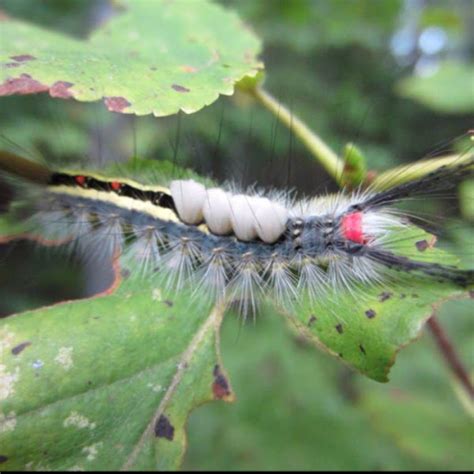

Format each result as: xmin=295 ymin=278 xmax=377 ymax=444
xmin=427 ymin=315 xmax=474 ymax=399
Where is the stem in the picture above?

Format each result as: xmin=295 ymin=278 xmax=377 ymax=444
xmin=251 ymin=87 xmax=345 ymax=186
xmin=427 ymin=316 xmax=474 ymax=399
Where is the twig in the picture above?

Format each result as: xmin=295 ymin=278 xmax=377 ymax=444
xmin=427 ymin=315 xmax=474 ymax=399
xmin=251 ymin=87 xmax=345 ymax=186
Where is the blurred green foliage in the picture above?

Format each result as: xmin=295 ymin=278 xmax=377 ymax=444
xmin=0 ymin=0 xmax=473 ymax=471
xmin=183 ymin=298 xmax=473 ymax=470
xmin=234 ymin=0 xmax=402 ymax=53
xmin=397 ymin=61 xmax=474 ymax=113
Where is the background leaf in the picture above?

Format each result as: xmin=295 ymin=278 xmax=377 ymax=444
xmin=0 ymin=0 xmax=263 ymax=116
xmin=396 ymin=61 xmax=474 ymax=114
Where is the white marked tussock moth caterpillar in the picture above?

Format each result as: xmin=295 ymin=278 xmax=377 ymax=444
xmin=0 ymin=129 xmax=472 ymax=318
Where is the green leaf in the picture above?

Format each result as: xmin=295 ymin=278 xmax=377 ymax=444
xmin=284 ymin=227 xmax=470 ymax=382
xmin=396 ymin=61 xmax=474 ymax=114
xmin=0 ymin=0 xmax=263 ymax=116
xmin=0 ymin=273 xmax=233 ymax=471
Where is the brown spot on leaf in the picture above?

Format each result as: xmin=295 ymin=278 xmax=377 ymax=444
xmin=10 ymin=54 xmax=36 ymax=62
xmin=378 ymin=291 xmax=392 ymax=302
xmin=172 ymin=84 xmax=190 ymax=93
xmin=0 ymin=73 xmax=48 ymax=96
xmin=11 ymin=341 xmax=31 ymax=355
xmin=0 ymin=455 xmax=8 ymax=463
xmin=469 ymin=290 xmax=474 ymax=299
xmin=307 ymin=314 xmax=317 ymax=327
xmin=359 ymin=344 xmax=366 ymax=355
xmin=411 ymin=293 xmax=419 ymax=298
xmin=50 ymin=81 xmax=74 ymax=99
xmin=163 ymin=300 xmax=173 ymax=307
xmin=5 ymin=63 xmax=20 ymax=68
xmin=180 ymin=65 xmax=198 ymax=73
xmin=415 ymin=240 xmax=429 ymax=252
xmin=335 ymin=323 xmax=344 ymax=334
xmin=212 ymin=364 xmax=231 ymax=399
xmin=104 ymin=96 xmax=131 ymax=112
xmin=154 ymin=414 xmax=174 ymax=441
xmin=365 ymin=309 xmax=376 ymax=319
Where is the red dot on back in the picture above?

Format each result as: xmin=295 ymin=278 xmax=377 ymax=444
xmin=341 ymin=212 xmax=365 ymax=244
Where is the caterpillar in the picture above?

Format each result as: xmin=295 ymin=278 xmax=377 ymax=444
xmin=0 ymin=143 xmax=473 ymax=316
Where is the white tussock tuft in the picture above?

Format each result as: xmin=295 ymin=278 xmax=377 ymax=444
xmin=254 ymin=198 xmax=288 ymax=243
xmin=170 ymin=179 xmax=206 ymax=224
xmin=228 ymin=194 xmax=260 ymax=241
xmin=202 ymin=188 xmax=233 ymax=235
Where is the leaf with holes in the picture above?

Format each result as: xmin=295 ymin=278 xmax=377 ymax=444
xmin=0 ymin=0 xmax=263 ymax=116
xmin=0 ymin=266 xmax=233 ymax=471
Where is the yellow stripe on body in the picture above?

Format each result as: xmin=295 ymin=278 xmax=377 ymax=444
xmin=47 ymin=184 xmax=212 ymax=235
xmin=47 ymin=185 xmax=180 ymax=223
